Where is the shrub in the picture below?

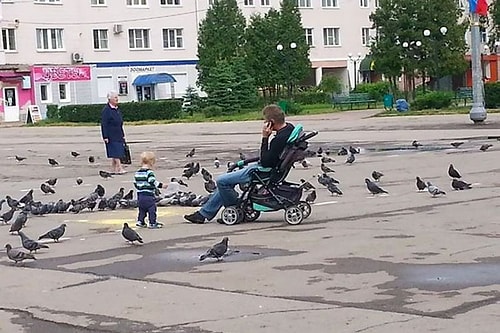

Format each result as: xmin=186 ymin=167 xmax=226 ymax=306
xmin=57 ymin=99 xmax=183 ymax=123
xmin=319 ymin=74 xmax=343 ymax=95
xmin=278 ymin=100 xmax=303 ymax=115
xmin=293 ymin=91 xmax=330 ymax=104
xmin=353 ymin=81 xmax=391 ymax=101
xmin=46 ymin=104 xmax=60 ymax=120
xmin=412 ymin=91 xmax=453 ymax=110
xmin=202 ymin=105 xmax=225 ymax=117
xmin=484 ymin=82 xmax=500 ymax=108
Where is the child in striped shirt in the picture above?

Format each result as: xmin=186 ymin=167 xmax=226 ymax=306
xmin=134 ymin=151 xmax=163 ymax=229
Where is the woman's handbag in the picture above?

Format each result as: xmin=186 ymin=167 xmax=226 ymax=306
xmin=121 ymin=142 xmax=132 ymax=165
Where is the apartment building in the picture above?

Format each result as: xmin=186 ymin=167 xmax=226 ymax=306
xmin=0 ymin=0 xmax=378 ymax=121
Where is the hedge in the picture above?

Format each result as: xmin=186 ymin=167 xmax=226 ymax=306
xmin=411 ymin=91 xmax=453 ymax=110
xmin=292 ymin=91 xmax=330 ymax=104
xmin=484 ymin=82 xmax=500 ymax=108
xmin=51 ymin=99 xmax=183 ymax=123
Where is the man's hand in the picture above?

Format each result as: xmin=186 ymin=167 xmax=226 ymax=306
xmin=262 ymin=122 xmax=273 ymax=138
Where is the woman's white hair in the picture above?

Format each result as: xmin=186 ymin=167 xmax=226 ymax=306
xmin=107 ymin=91 xmax=118 ymax=100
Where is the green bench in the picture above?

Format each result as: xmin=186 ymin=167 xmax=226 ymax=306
xmin=453 ymin=87 xmax=473 ymax=106
xmin=332 ymin=93 xmax=377 ymax=110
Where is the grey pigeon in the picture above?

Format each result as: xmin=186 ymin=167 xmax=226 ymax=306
xmin=6 ymin=195 xmax=19 ymax=209
xmin=305 ymin=190 xmax=317 ymax=203
xmin=345 ymin=154 xmax=355 ymax=164
xmin=300 ymin=179 xmax=315 ymax=191
xmin=18 ymin=231 xmax=49 ymax=253
xmin=337 ymin=147 xmax=348 ymax=156
xmin=201 ymin=168 xmax=213 ymax=182
xmin=0 ymin=207 xmax=15 ymax=224
xmin=349 ymin=146 xmax=359 ymax=154
xmin=94 ymin=184 xmax=105 ymax=197
xmin=122 ymin=222 xmax=143 ymax=244
xmin=327 ymin=182 xmax=343 ymax=196
xmin=448 ymin=164 xmax=461 ymax=179
xmin=412 ymin=140 xmax=423 ymax=148
xmin=5 ymin=244 xmax=36 ymax=264
xmin=48 ymin=158 xmax=59 ymax=166
xmin=98 ymin=198 xmax=107 ymax=210
xmin=15 ymin=155 xmax=27 ymax=162
xmin=199 ymin=237 xmax=229 ymax=261
xmin=451 ymin=179 xmax=472 ymax=190
xmin=19 ymin=189 xmax=34 ymax=205
xmin=214 ymin=157 xmax=220 ymax=168
xmin=71 ymin=151 xmax=80 ymax=157
xmin=38 ymin=223 xmax=66 ymax=242
xmin=76 ymin=177 xmax=83 ymax=185
xmin=186 ymin=148 xmax=195 ymax=157
xmin=372 ymin=171 xmax=384 ymax=181
xmin=40 ymin=183 xmax=55 ymax=194
xmin=111 ymin=187 xmax=125 ymax=200
xmin=451 ymin=141 xmax=464 ymax=148
xmin=46 ymin=178 xmax=57 ymax=186
xmin=9 ymin=211 xmax=28 ymax=234
xmin=480 ymin=144 xmax=493 ymax=152
xmin=123 ymin=189 xmax=134 ymax=200
xmin=182 ymin=168 xmax=195 ymax=179
xmin=321 ymin=156 xmax=335 ymax=164
xmin=427 ymin=182 xmax=446 ymax=196
xmin=99 ymin=170 xmax=113 ymax=179
xmin=320 ymin=163 xmax=335 ymax=173
xmin=301 ymin=159 xmax=312 ymax=168
xmin=416 ymin=176 xmax=427 ymax=191
xmin=171 ymin=177 xmax=188 ymax=187
xmin=365 ymin=178 xmax=388 ymax=195
xmin=204 ymin=179 xmax=217 ymax=193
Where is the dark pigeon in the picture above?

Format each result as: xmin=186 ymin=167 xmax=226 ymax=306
xmin=99 ymin=170 xmax=113 ymax=179
xmin=416 ymin=176 xmax=427 ymax=191
xmin=48 ymin=158 xmax=59 ymax=166
xmin=305 ymin=190 xmax=317 ymax=203
xmin=38 ymin=224 xmax=66 ymax=242
xmin=71 ymin=151 xmax=80 ymax=157
xmin=199 ymin=237 xmax=229 ymax=261
xmin=448 ymin=164 xmax=461 ymax=179
xmin=40 ymin=183 xmax=55 ymax=194
xmin=365 ymin=178 xmax=388 ymax=195
xmin=327 ymin=182 xmax=343 ymax=196
xmin=186 ymin=148 xmax=196 ymax=157
xmin=451 ymin=179 xmax=472 ymax=190
xmin=18 ymin=231 xmax=49 ymax=253
xmin=122 ymin=223 xmax=143 ymax=244
xmin=372 ymin=171 xmax=384 ymax=181
xmin=320 ymin=163 xmax=335 ymax=174
xmin=46 ymin=178 xmax=57 ymax=186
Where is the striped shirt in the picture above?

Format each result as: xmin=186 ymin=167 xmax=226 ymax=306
xmin=134 ymin=168 xmax=161 ymax=196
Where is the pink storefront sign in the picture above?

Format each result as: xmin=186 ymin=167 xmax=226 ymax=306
xmin=33 ymin=65 xmax=91 ymax=82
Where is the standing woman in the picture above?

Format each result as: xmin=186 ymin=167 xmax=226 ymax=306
xmin=101 ymin=91 xmax=126 ymax=174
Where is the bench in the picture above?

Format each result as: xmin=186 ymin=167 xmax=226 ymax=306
xmin=453 ymin=87 xmax=473 ymax=106
xmin=332 ymin=93 xmax=377 ymax=110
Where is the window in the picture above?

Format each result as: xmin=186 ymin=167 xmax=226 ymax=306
xmin=128 ymin=29 xmax=151 ymax=49
xmin=261 ymin=0 xmax=270 ymax=5
xmin=118 ymin=76 xmax=128 ymax=95
xmin=91 ymin=0 xmax=105 ymax=5
xmin=59 ymin=83 xmax=70 ymax=102
xmin=296 ymin=0 xmax=311 ymax=8
xmin=304 ymin=28 xmax=314 ymax=46
xmin=127 ymin=0 xmax=147 ymax=6
xmin=160 ymin=0 xmax=180 ymax=4
xmin=322 ymin=0 xmax=337 ymax=7
xmin=97 ymin=76 xmax=113 ymax=98
xmin=162 ymin=28 xmax=183 ymax=48
xmin=34 ymin=0 xmax=62 ymax=3
xmin=360 ymin=0 xmax=369 ymax=7
xmin=362 ymin=28 xmax=370 ymax=46
xmin=40 ymin=84 xmax=52 ymax=103
xmin=36 ymin=28 xmax=64 ymax=51
xmin=375 ymin=0 xmax=379 ymax=7
xmin=244 ymin=0 xmax=254 ymax=5
xmin=323 ymin=27 xmax=340 ymax=46
xmin=2 ymin=29 xmax=16 ymax=51
xmin=480 ymin=27 xmax=488 ymax=43
xmin=456 ymin=0 xmax=465 ymax=8
xmin=93 ymin=29 xmax=109 ymax=50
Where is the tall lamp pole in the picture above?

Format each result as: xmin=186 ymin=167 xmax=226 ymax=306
xmin=469 ymin=13 xmax=487 ymax=123
xmin=348 ymin=52 xmax=362 ymax=90
xmin=277 ymin=42 xmax=297 ymax=101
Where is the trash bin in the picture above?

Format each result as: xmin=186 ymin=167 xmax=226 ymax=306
xmin=396 ymin=99 xmax=409 ymax=112
xmin=383 ymin=94 xmax=394 ymax=111
xmin=278 ymin=100 xmax=288 ymax=113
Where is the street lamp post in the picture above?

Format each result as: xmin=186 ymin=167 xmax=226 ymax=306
xmin=401 ymin=40 xmax=422 ymax=98
xmin=348 ymin=52 xmax=362 ymax=90
xmin=469 ymin=13 xmax=487 ymax=123
xmin=422 ymin=26 xmax=447 ymax=91
xmin=276 ymin=42 xmax=297 ymax=101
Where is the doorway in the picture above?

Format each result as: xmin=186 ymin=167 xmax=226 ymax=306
xmin=3 ymin=87 xmax=19 ymax=122
xmin=136 ymin=85 xmax=155 ymax=101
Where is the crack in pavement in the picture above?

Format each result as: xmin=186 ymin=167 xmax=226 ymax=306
xmin=354 ymin=317 xmax=420 ymax=333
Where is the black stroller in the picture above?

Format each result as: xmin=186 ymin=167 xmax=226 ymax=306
xmin=220 ymin=124 xmax=318 ymax=225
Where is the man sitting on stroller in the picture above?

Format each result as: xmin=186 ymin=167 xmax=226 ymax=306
xmin=184 ymin=104 xmax=295 ymax=224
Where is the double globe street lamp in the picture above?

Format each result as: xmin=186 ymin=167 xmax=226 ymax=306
xmin=276 ymin=42 xmax=297 ymax=101
xmin=348 ymin=52 xmax=362 ymax=89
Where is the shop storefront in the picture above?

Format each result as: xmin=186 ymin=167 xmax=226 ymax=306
xmin=0 ymin=65 xmax=32 ymax=122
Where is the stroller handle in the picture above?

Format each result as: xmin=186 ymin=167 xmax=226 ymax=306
xmin=227 ymin=156 xmax=260 ymax=172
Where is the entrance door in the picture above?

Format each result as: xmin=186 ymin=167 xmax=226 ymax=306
xmin=136 ymin=85 xmax=155 ymax=101
xmin=3 ymin=87 xmax=20 ymax=122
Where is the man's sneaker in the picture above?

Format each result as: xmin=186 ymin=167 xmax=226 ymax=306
xmin=148 ymin=222 xmax=164 ymax=229
xmin=136 ymin=221 xmax=147 ymax=228
xmin=184 ymin=211 xmax=206 ymax=224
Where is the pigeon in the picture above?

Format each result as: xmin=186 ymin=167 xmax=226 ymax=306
xmin=71 ymin=151 xmax=80 ymax=157
xmin=88 ymin=156 xmax=95 ymax=163
xmin=316 ymin=147 xmax=323 ymax=156
xmin=365 ymin=178 xmax=388 ymax=195
xmin=300 ymin=179 xmax=315 ymax=191
xmin=6 ymin=195 xmax=20 ymax=209
xmin=94 ymin=184 xmax=105 ymax=197
xmin=192 ymin=162 xmax=200 ymax=175
xmin=324 ymin=148 xmax=331 ymax=156
xmin=123 ymin=189 xmax=134 ymax=200
xmin=48 ymin=158 xmax=59 ymax=166
xmin=337 ymin=147 xmax=348 ymax=156
xmin=201 ymin=168 xmax=213 ymax=182
xmin=15 ymin=155 xmax=27 ymax=162
xmin=327 ymin=182 xmax=343 ymax=196
xmin=122 ymin=223 xmax=143 ymax=244
xmin=38 ymin=224 xmax=66 ymax=242
xmin=171 ymin=177 xmax=188 ymax=187
xmin=5 ymin=244 xmax=36 ymax=264
xmin=412 ymin=140 xmax=423 ymax=148
xmin=448 ymin=164 xmax=461 ymax=179
xmin=99 ymin=170 xmax=113 ymax=179
xmin=345 ymin=154 xmax=355 ymax=164
xmin=239 ymin=152 xmax=246 ymax=161
xmin=416 ymin=176 xmax=427 ymax=191
xmin=46 ymin=178 xmax=57 ymax=186
xmin=199 ymin=237 xmax=229 ymax=261
xmin=372 ymin=171 xmax=384 ymax=181
xmin=19 ymin=189 xmax=33 ymax=205
xmin=305 ymin=190 xmax=317 ymax=203
xmin=301 ymin=159 xmax=312 ymax=168
xmin=186 ymin=148 xmax=196 ymax=157
xmin=321 ymin=156 xmax=335 ymax=164
xmin=111 ymin=187 xmax=125 ymax=201
xmin=76 ymin=177 xmax=83 ymax=185
xmin=18 ymin=231 xmax=49 ymax=253
xmin=451 ymin=141 xmax=464 ymax=148
xmin=182 ymin=168 xmax=195 ymax=179
xmin=184 ymin=162 xmax=194 ymax=169
xmin=317 ymin=173 xmax=338 ymax=186
xmin=349 ymin=146 xmax=359 ymax=154
xmin=214 ymin=157 xmax=220 ymax=168
xmin=452 ymin=179 xmax=472 ymax=190
xmin=9 ymin=211 xmax=28 ymax=234
xmin=480 ymin=144 xmax=493 ymax=152
xmin=427 ymin=182 xmax=446 ymax=196
xmin=204 ymin=179 xmax=217 ymax=193
xmin=40 ymin=183 xmax=55 ymax=194
xmin=320 ymin=163 xmax=335 ymax=173
xmin=98 ymin=198 xmax=107 ymax=210
xmin=0 ymin=208 xmax=15 ymax=224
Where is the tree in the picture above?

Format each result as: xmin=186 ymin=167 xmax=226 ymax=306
xmin=319 ymin=74 xmax=343 ymax=96
xmin=197 ymin=0 xmax=246 ymax=89
xmin=181 ymin=86 xmax=201 ymax=116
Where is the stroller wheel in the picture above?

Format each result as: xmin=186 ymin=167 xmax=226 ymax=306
xmin=284 ymin=206 xmax=304 ymax=225
xmin=221 ymin=206 xmax=241 ymax=225
xmin=244 ymin=209 xmax=261 ymax=222
xmin=298 ymin=201 xmax=312 ymax=219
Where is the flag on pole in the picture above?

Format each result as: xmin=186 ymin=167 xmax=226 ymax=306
xmin=469 ymin=0 xmax=488 ymax=16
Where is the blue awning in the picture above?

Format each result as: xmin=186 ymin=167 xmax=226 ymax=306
xmin=132 ymin=73 xmax=177 ymax=86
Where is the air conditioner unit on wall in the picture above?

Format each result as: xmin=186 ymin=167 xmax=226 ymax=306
xmin=113 ymin=24 xmax=123 ymax=34
xmin=72 ymin=52 xmax=84 ymax=63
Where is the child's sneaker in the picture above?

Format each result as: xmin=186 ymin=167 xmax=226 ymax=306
xmin=148 ymin=222 xmax=163 ymax=229
xmin=136 ymin=221 xmax=147 ymax=228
